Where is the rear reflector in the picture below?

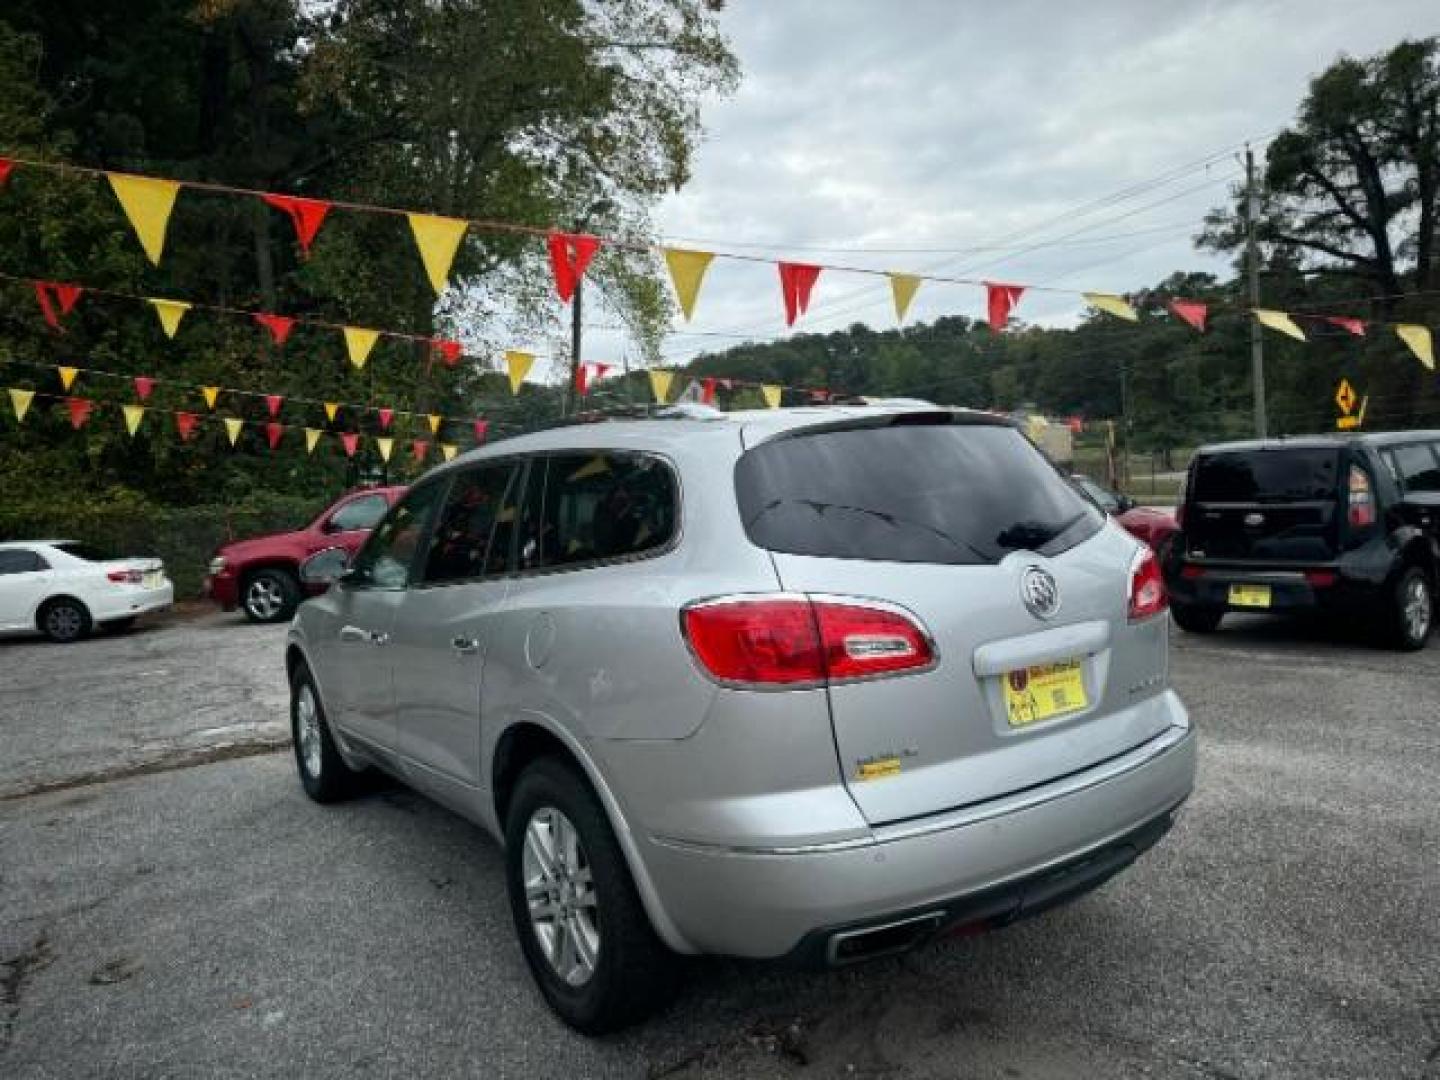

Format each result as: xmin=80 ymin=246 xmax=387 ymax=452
xmin=1128 ymin=547 xmax=1168 ymax=621
xmin=1179 ymin=563 xmax=1206 ymax=580
xmin=682 ymin=597 xmax=934 ymax=688
xmin=1305 ymin=570 xmax=1338 ymax=589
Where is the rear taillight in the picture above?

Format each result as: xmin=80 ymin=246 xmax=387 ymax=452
xmin=1348 ymin=466 xmax=1375 ymax=527
xmin=107 ymin=569 xmax=143 ymax=584
xmin=1128 ymin=547 xmax=1168 ymax=621
xmin=682 ymin=597 xmax=934 ymax=688
xmin=1305 ymin=569 xmax=1338 ymax=589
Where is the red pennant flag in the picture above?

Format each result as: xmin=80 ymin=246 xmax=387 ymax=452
xmin=473 ymin=419 xmax=489 ymax=444
xmin=262 ymin=194 xmax=332 ymax=257
xmin=411 ymin=439 xmax=430 ymax=463
xmin=432 ymin=339 xmax=462 ymax=367
xmin=175 ymin=411 xmax=199 ymax=441
xmin=340 ymin=432 xmax=359 ymax=458
xmin=575 ymin=362 xmax=614 ymax=396
xmin=265 ymin=422 xmax=284 ymax=450
xmin=547 ymin=231 xmax=602 ymax=303
xmin=377 ymin=407 xmax=394 ymax=430
xmin=67 ymin=397 xmax=92 ymax=429
xmin=701 ymin=377 xmax=718 ymax=404
xmin=254 ymin=312 xmax=295 ymax=346
xmin=985 ymin=282 xmax=1025 ymax=332
xmin=1168 ymin=300 xmax=1208 ymax=333
xmin=777 ymin=262 xmax=822 ymax=326
xmin=133 ymin=376 xmax=155 ymax=401
xmin=34 ymin=281 xmax=83 ymax=330
xmin=0 ymin=159 xmax=12 ymax=189
xmin=265 ymin=394 xmax=284 ymax=417
xmin=1326 ymin=316 xmax=1366 ymax=337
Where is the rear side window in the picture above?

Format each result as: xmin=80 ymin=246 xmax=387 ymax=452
xmin=0 ymin=550 xmax=46 ymax=574
xmin=520 ymin=452 xmax=678 ymax=571
xmin=328 ymin=493 xmax=389 ymax=532
xmin=421 ymin=464 xmax=520 ymax=583
xmin=1391 ymin=443 xmax=1440 ymax=494
xmin=735 ymin=420 xmax=1102 ymax=565
xmin=1191 ymin=450 xmax=1340 ymax=503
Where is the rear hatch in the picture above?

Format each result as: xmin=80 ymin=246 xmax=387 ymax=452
xmin=1183 ymin=447 xmax=1343 ymax=562
xmin=735 ymin=413 xmax=1170 ymax=826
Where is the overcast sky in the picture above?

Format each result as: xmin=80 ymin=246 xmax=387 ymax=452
xmin=567 ymin=0 xmax=1439 ymax=382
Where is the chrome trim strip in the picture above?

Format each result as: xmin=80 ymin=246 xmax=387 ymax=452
xmin=650 ymin=723 xmax=1192 ymax=856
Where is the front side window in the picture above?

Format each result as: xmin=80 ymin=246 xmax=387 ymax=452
xmin=520 ymin=452 xmax=678 ymax=571
xmin=1392 ymin=443 xmax=1440 ymax=494
xmin=328 ymin=493 xmax=390 ymax=532
xmin=421 ymin=463 xmax=521 ymax=584
xmin=349 ymin=483 xmax=445 ymax=590
xmin=0 ymin=550 xmax=45 ymax=575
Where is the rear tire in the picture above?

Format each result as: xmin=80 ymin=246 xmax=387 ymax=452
xmin=1386 ymin=566 xmax=1432 ymax=651
xmin=290 ymin=663 xmax=365 ymax=802
xmin=504 ymin=757 xmax=681 ymax=1034
xmin=1171 ymin=603 xmax=1223 ymax=634
xmin=38 ymin=597 xmax=92 ymax=643
xmin=242 ymin=568 xmax=300 ymax=624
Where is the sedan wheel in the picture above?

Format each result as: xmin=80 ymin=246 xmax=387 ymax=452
xmin=522 ymin=806 xmax=601 ymax=988
xmin=40 ymin=599 xmax=91 ymax=644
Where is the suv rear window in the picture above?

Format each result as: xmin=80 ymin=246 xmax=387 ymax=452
xmin=1192 ymin=449 xmax=1340 ymax=503
xmin=735 ymin=419 xmax=1102 ymax=565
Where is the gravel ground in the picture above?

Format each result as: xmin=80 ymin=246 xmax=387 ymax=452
xmin=1 ymin=612 xmax=1437 ymax=1078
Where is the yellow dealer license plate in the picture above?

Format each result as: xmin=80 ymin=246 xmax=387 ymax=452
xmin=1004 ymin=659 xmax=1087 ymax=728
xmin=1228 ymin=583 xmax=1271 ymax=608
xmin=143 ymin=570 xmax=163 ymax=589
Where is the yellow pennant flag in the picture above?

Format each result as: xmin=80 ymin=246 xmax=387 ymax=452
xmin=663 ymin=248 xmax=714 ymax=322
xmin=344 ymin=327 xmax=380 ymax=370
xmin=1254 ymin=308 xmax=1306 ymax=341
xmin=440 ymin=443 xmax=458 ymax=462
xmin=148 ymin=298 xmax=191 ymax=338
xmin=122 ymin=404 xmax=145 ymax=436
xmin=1082 ymin=292 xmax=1138 ymax=322
xmin=407 ymin=213 xmax=468 ymax=294
xmin=324 ymin=401 xmax=340 ymax=422
xmin=889 ymin=273 xmax=922 ymax=322
xmin=202 ymin=385 xmax=220 ymax=410
xmin=224 ymin=417 xmax=244 ymax=446
xmin=648 ymin=369 xmax=674 ymax=403
xmin=428 ymin=413 xmax=442 ymax=435
xmin=761 ymin=384 xmax=783 ymax=409
xmin=304 ymin=427 xmax=322 ymax=454
xmin=106 ymin=173 xmax=180 ymax=266
xmin=506 ymin=350 xmax=535 ymax=394
xmin=9 ymin=388 xmax=35 ymax=422
xmin=375 ymin=436 xmax=394 ymax=463
xmin=1396 ymin=324 xmax=1435 ymax=370
xmin=59 ymin=366 xmax=78 ymax=391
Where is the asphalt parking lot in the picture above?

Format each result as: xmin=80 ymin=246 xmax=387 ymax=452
xmin=2 ymin=610 xmax=1438 ymax=1079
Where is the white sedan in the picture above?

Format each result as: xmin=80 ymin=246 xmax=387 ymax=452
xmin=0 ymin=541 xmax=174 ymax=643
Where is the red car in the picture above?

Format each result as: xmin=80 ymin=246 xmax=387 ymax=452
xmin=1071 ymin=475 xmax=1178 ymax=552
xmin=205 ymin=486 xmax=405 ymax=623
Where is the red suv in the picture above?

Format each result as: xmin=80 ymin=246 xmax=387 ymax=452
xmin=205 ymin=487 xmax=405 ymax=623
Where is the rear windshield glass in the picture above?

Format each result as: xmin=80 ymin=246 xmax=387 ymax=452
xmin=1192 ymin=450 xmax=1341 ymax=503
xmin=52 ymin=542 xmax=112 ymax=561
xmin=735 ymin=420 xmax=1103 ymax=565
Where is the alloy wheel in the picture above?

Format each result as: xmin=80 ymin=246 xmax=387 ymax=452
xmin=522 ymin=806 xmax=600 ymax=987
xmin=1404 ymin=575 xmax=1431 ymax=642
xmin=295 ymin=683 xmax=323 ymax=779
xmin=246 ymin=577 xmax=284 ymax=620
xmin=45 ymin=604 xmax=82 ymax=640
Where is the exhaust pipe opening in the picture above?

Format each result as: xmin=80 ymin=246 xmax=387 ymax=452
xmin=826 ymin=911 xmax=944 ymax=966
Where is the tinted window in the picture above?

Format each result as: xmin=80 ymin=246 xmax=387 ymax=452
xmin=736 ymin=420 xmax=1102 ymax=565
xmin=329 ymin=493 xmax=390 ymax=532
xmin=1192 ymin=449 xmax=1340 ymax=503
xmin=1074 ymin=476 xmax=1119 ymax=513
xmin=421 ymin=464 xmax=520 ymax=583
xmin=521 ymin=452 xmax=677 ymax=570
xmin=1392 ymin=443 xmax=1440 ymax=494
xmin=52 ymin=542 xmax=109 ymax=561
xmin=349 ymin=483 xmax=444 ymax=589
xmin=0 ymin=550 xmax=45 ymax=575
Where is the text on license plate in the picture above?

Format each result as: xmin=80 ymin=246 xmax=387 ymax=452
xmin=1003 ymin=658 xmax=1088 ymax=728
xmin=1228 ymin=583 xmax=1271 ymax=608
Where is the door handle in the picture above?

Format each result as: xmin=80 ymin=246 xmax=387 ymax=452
xmin=340 ymin=625 xmax=389 ymax=646
xmin=451 ymin=636 xmax=481 ymax=655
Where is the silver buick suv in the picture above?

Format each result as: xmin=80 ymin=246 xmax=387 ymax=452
xmin=285 ymin=404 xmax=1195 ymax=1033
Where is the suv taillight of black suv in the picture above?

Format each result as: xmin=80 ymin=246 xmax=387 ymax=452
xmin=1165 ymin=432 xmax=1440 ymax=650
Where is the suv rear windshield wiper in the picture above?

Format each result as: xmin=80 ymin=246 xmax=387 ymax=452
xmin=747 ymin=498 xmax=992 ymax=562
xmin=994 ymin=511 xmax=1089 ymax=552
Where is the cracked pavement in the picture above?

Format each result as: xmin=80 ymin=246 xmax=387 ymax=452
xmin=0 ymin=611 xmax=1437 ymax=1077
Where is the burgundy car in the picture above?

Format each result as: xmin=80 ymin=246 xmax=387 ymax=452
xmin=1072 ymin=475 xmax=1177 ymax=552
xmin=205 ymin=486 xmax=406 ymax=623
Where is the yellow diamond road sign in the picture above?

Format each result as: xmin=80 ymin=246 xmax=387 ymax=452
xmin=1335 ymin=378 xmax=1356 ymax=416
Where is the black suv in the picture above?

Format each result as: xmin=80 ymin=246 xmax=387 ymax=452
xmin=1165 ymin=432 xmax=1440 ymax=650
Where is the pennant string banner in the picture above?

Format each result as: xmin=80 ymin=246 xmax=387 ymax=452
xmin=1254 ymin=308 xmax=1307 ymax=342
xmin=106 ymin=173 xmax=180 ymax=265
xmin=663 ymin=248 xmax=714 ymax=322
xmin=408 ymin=213 xmax=469 ymax=294
xmin=262 ymin=194 xmax=331 ymax=257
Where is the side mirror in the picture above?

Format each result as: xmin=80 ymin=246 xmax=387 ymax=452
xmin=1116 ymin=494 xmax=1137 ymax=513
xmin=299 ymin=546 xmax=351 ymax=586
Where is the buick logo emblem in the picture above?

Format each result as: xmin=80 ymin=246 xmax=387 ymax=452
xmin=1020 ymin=566 xmax=1060 ymax=620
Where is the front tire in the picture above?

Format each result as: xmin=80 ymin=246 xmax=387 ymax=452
xmin=290 ymin=664 xmax=364 ymax=803
xmin=504 ymin=758 xmax=681 ymax=1034
xmin=1171 ymin=602 xmax=1223 ymax=634
xmin=1387 ymin=566 xmax=1433 ymax=651
xmin=242 ymin=568 xmax=300 ymax=624
xmin=39 ymin=597 xmax=92 ymax=643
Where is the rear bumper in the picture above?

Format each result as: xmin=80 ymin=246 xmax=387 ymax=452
xmin=632 ymin=698 xmax=1195 ymax=959
xmin=1167 ymin=566 xmax=1382 ymax=615
xmin=92 ymin=583 xmax=174 ymax=621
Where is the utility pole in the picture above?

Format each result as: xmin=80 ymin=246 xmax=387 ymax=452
xmin=563 ymin=274 xmax=582 ymax=417
xmin=1245 ymin=144 xmax=1267 ymax=438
